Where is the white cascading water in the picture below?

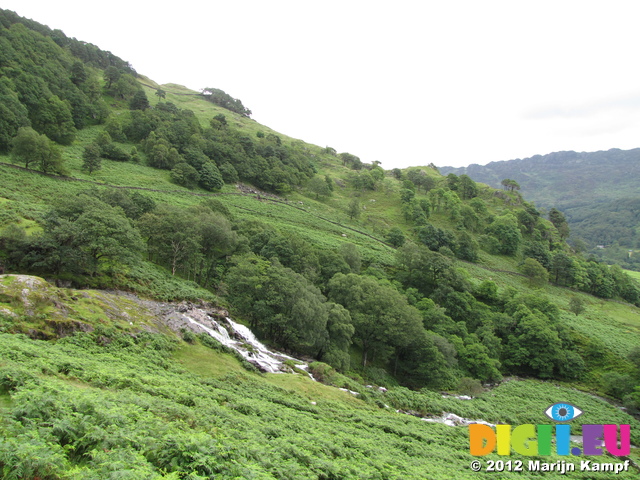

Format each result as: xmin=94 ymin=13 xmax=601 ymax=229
xmin=421 ymin=412 xmax=495 ymax=427
xmin=180 ymin=310 xmax=308 ymax=374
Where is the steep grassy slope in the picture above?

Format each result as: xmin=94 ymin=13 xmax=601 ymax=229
xmin=0 ymin=277 xmax=638 ymax=478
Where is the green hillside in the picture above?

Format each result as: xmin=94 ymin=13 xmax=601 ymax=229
xmin=440 ymin=149 xmax=640 ymax=270
xmin=1 ymin=276 xmax=638 ymax=479
xmin=1 ymin=8 xmax=639 ymax=478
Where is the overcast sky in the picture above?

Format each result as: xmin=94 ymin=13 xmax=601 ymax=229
xmin=4 ymin=0 xmax=640 ymax=169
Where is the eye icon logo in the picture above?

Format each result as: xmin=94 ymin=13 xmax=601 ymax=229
xmin=544 ymin=403 xmax=583 ymax=422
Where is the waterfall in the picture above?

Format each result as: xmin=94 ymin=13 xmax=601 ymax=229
xmin=175 ymin=307 xmax=310 ymax=375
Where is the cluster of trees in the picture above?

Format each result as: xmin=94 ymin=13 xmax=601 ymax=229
xmin=392 ymin=169 xmax=640 ymax=306
xmin=393 ymin=243 xmax=588 ymax=382
xmin=201 ymin=87 xmax=252 ymax=117
xmin=0 ymin=191 xmax=245 ymax=295
xmin=395 ymin=173 xmax=483 ymax=262
xmin=10 ymin=127 xmax=65 ymax=174
xmin=570 ymin=198 xmax=640 ymax=266
xmin=1 ymin=191 xmax=150 ymax=277
xmin=601 ymin=347 xmax=640 ymax=409
xmin=82 ymin=130 xmax=140 ymax=174
xmin=514 ymin=208 xmax=640 ymax=304
xmin=0 ymin=14 xmax=142 ymax=153
xmin=407 ymin=169 xmax=437 ymax=192
xmin=440 ymin=149 xmax=640 ymax=270
xmin=500 ymin=178 xmax=520 ymax=191
xmin=103 ymin=66 xmax=146 ymax=105
xmin=222 ymin=229 xmax=498 ymax=388
xmin=349 ymin=167 xmax=385 ymax=190
xmin=339 ymin=152 xmax=363 ymax=169
xmin=543 ymin=251 xmax=640 ymax=304
xmin=447 ymin=173 xmax=479 ymax=199
xmin=511 ymin=206 xmax=640 ymax=304
xmin=225 ymin=255 xmax=354 ymax=369
xmin=100 ymin=101 xmax=316 ymax=193
xmin=138 ymin=200 xmax=237 ymax=282
xmin=0 ymin=23 xmax=91 ymax=149
xmin=339 ymin=152 xmax=387 ymax=180
xmin=305 ymin=174 xmax=334 ymax=199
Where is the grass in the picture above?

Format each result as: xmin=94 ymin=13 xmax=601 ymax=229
xmin=264 ymin=372 xmax=366 ymax=405
xmin=2 ymin=145 xmax=398 ymax=266
xmin=0 ymin=392 xmax=12 ymax=410
xmin=173 ymin=341 xmax=247 ymax=377
xmin=225 ymin=195 xmax=395 ymax=264
xmin=0 ymin=275 xmax=176 ymax=337
xmin=625 ymin=269 xmax=640 ymax=281
xmin=570 ymin=301 xmax=640 ymax=357
xmin=175 ymin=339 xmax=369 ymax=405
xmin=1 ymin=329 xmax=637 ymax=478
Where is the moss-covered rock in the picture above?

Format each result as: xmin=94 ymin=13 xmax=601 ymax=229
xmin=0 ymin=274 xmax=166 ymax=338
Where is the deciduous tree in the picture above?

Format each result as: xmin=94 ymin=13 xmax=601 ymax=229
xmin=11 ymin=126 xmax=65 ymax=173
xmin=171 ymin=162 xmax=200 ymax=189
xmin=198 ymin=162 xmax=224 ymax=191
xmin=129 ymin=90 xmax=150 ymax=110
xmin=327 ymin=273 xmax=423 ymax=367
xmin=458 ymin=174 xmax=478 ymax=199
xmin=307 ymin=176 xmax=331 ymax=199
xmin=568 ymin=296 xmax=586 ymax=316
xmin=82 ymin=142 xmax=101 ymax=174
xmin=522 ymin=257 xmax=548 ymax=288
xmin=501 ymin=178 xmax=520 ymax=191
xmin=487 ymin=213 xmax=522 ymax=256
xmin=0 ymin=78 xmax=30 ymax=153
xmin=549 ymin=207 xmax=570 ymax=239
xmin=39 ymin=195 xmax=144 ymax=275
xmin=347 ymin=198 xmax=360 ymax=220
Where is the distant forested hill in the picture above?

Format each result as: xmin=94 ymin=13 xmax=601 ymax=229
xmin=441 ymin=148 xmax=640 ymax=269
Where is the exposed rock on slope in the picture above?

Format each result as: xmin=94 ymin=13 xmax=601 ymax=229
xmin=0 ymin=274 xmax=165 ymax=337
